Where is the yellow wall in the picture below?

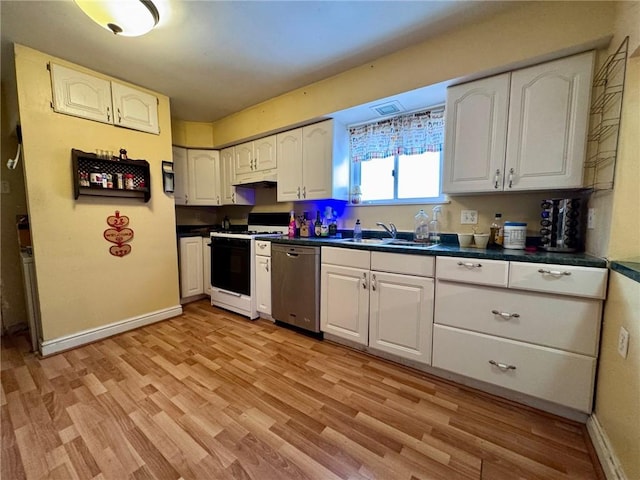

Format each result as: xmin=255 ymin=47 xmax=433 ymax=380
xmin=14 ymin=44 xmax=180 ymax=341
xmin=593 ymin=4 xmax=640 ymax=479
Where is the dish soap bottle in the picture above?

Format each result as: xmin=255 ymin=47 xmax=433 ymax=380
xmin=428 ymin=206 xmax=442 ymax=244
xmin=353 ymin=219 xmax=362 ymax=241
xmin=288 ymin=210 xmax=297 ymax=238
xmin=414 ymin=209 xmax=429 ymax=243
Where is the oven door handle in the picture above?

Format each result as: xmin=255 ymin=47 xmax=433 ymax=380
xmin=215 ymin=288 xmax=242 ymax=297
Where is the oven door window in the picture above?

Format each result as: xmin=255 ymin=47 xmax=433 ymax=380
xmin=211 ymin=237 xmax=250 ymax=296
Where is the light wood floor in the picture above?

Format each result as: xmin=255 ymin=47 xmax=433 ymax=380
xmin=2 ymin=300 xmax=604 ymax=480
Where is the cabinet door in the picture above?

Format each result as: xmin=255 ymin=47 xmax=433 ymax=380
xmin=221 ymin=147 xmax=255 ymax=205
xmin=505 ymin=51 xmax=594 ymax=190
xmin=321 ymin=264 xmax=369 ymax=345
xmin=50 ymin=63 xmax=112 ymax=124
xmin=276 ymin=129 xmax=304 ymax=202
xmin=111 ymin=81 xmax=159 ymax=134
xmin=203 ymin=237 xmax=212 ymax=296
xmin=187 ymin=150 xmax=221 ymax=205
xmin=302 ymin=121 xmax=334 ymax=200
xmin=369 ymin=272 xmax=434 ymax=364
xmin=443 ymin=74 xmax=510 ymax=193
xmin=172 ymin=146 xmax=188 ymax=205
xmin=256 ymin=255 xmax=272 ymax=315
xmin=234 ymin=142 xmax=254 ymax=176
xmin=180 ymin=237 xmax=204 ymax=298
xmin=254 ymin=135 xmax=277 ymax=171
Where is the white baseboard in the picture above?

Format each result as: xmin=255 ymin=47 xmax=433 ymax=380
xmin=40 ymin=305 xmax=183 ymax=356
xmin=587 ymin=414 xmax=627 ymax=480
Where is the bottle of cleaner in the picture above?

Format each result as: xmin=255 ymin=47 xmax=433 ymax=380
xmin=288 ymin=210 xmax=297 ymax=238
xmin=353 ymin=219 xmax=362 ymax=241
xmin=428 ymin=206 xmax=442 ymax=244
xmin=490 ymin=213 xmax=503 ymax=246
xmin=414 ymin=209 xmax=429 ymax=242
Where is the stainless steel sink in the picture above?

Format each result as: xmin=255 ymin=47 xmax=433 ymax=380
xmin=341 ymin=238 xmax=434 ymax=247
xmin=341 ymin=238 xmax=388 ymax=244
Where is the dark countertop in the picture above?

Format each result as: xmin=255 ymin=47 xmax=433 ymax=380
xmin=261 ymin=235 xmax=608 ymax=268
xmin=610 ymin=259 xmax=640 ymax=283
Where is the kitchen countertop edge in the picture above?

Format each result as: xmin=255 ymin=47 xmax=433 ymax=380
xmin=261 ymin=236 xmax=608 ymax=268
xmin=610 ymin=260 xmax=640 ymax=283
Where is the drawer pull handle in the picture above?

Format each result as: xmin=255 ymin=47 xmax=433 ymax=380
xmin=489 ymin=360 xmax=516 ymax=371
xmin=362 ymin=273 xmax=368 ymax=290
xmin=457 ymin=262 xmax=482 ymax=268
xmin=491 ymin=310 xmax=520 ymax=319
xmin=371 ymin=274 xmax=377 ymax=291
xmin=538 ymin=269 xmax=571 ymax=276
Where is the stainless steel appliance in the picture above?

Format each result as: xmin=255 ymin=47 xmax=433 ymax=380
xmin=210 ymin=212 xmax=289 ymax=319
xmin=271 ymin=244 xmax=321 ymax=333
xmin=539 ymin=198 xmax=585 ymax=252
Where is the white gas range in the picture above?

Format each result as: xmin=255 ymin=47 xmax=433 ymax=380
xmin=209 ymin=212 xmax=289 ymax=319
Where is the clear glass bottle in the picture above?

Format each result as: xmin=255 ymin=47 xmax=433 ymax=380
xmin=490 ymin=213 xmax=503 ymax=246
xmin=414 ymin=209 xmax=429 ymax=242
xmin=353 ymin=219 xmax=362 ymax=241
xmin=428 ymin=206 xmax=442 ymax=244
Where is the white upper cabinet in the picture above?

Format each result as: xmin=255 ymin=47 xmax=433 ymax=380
xmin=172 ymin=146 xmax=188 ymax=205
xmin=50 ymin=63 xmax=113 ymax=124
xmin=443 ymin=51 xmax=594 ymax=193
xmin=111 ymin=81 xmax=160 ymax=134
xmin=187 ymin=149 xmax=222 ymax=206
xmin=276 ymin=128 xmax=304 ymax=201
xmin=277 ymin=119 xmax=349 ymax=202
xmin=234 ymin=135 xmax=277 ymax=176
xmin=443 ymin=74 xmax=510 ymax=194
xmin=220 ymin=147 xmax=255 ymax=205
xmin=505 ymin=51 xmax=594 ymax=191
xmin=50 ymin=63 xmax=159 ymax=134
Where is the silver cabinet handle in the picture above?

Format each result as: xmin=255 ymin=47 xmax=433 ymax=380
xmin=538 ymin=269 xmax=571 ymax=276
xmin=265 ymin=259 xmax=269 ymax=273
xmin=258 ymin=243 xmax=267 ymax=250
xmin=508 ymin=167 xmax=514 ymax=189
xmin=117 ymin=108 xmax=122 ymax=123
xmin=371 ymin=274 xmax=377 ymax=291
xmin=296 ymin=186 xmax=301 ymax=199
xmin=302 ymin=186 xmax=306 ymax=198
xmin=231 ymin=192 xmax=235 ymax=203
xmin=491 ymin=309 xmax=520 ymax=319
xmin=107 ymin=106 xmax=111 ymax=122
xmin=494 ymin=169 xmax=501 ymax=189
xmin=185 ymin=193 xmax=189 ymax=204
xmin=457 ymin=262 xmax=482 ymax=268
xmin=362 ymin=272 xmax=367 ymax=290
xmin=489 ymin=360 xmax=516 ymax=371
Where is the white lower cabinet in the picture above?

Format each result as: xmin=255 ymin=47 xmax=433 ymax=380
xmin=255 ymin=241 xmax=272 ymax=316
xmin=321 ymin=247 xmax=434 ymax=365
xmin=179 ymin=236 xmax=204 ymax=299
xmin=203 ymin=237 xmax=211 ymax=297
xmin=432 ymin=256 xmax=607 ymax=413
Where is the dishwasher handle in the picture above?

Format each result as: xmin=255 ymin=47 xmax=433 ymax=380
xmin=286 ymin=252 xmax=299 ymax=258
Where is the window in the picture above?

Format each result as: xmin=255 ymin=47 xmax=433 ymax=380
xmin=349 ymin=107 xmax=445 ymax=204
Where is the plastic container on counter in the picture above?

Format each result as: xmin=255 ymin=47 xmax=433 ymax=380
xmin=503 ymin=222 xmax=527 ymax=249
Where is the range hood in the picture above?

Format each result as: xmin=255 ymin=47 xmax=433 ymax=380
xmin=232 ymin=170 xmax=277 ymax=188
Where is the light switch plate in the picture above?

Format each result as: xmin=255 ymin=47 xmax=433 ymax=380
xmin=587 ymin=208 xmax=595 ymax=229
xmin=460 ymin=210 xmax=478 ymax=225
xmin=618 ymin=326 xmax=629 ymax=359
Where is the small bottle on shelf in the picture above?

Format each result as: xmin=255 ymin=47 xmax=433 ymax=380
xmin=314 ymin=211 xmax=322 ymax=237
xmin=353 ymin=219 xmax=362 ymax=241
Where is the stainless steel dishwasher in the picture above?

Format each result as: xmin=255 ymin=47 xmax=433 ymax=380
xmin=271 ymin=244 xmax=320 ymax=333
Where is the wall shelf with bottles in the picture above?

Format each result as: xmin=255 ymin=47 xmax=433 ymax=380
xmin=72 ymin=149 xmax=151 ymax=202
xmin=585 ymin=36 xmax=628 ymax=191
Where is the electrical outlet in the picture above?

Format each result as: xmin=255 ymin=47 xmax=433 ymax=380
xmin=587 ymin=208 xmax=595 ymax=229
xmin=618 ymin=326 xmax=629 ymax=359
xmin=460 ymin=210 xmax=478 ymax=225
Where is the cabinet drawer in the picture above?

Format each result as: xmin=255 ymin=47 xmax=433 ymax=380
xmin=435 ymin=281 xmax=602 ymax=355
xmin=371 ymin=252 xmax=434 ymax=277
xmin=322 ymin=246 xmax=370 ymax=269
xmin=509 ymin=262 xmax=607 ymax=299
xmin=432 ymin=325 xmax=596 ymax=412
xmin=436 ymin=256 xmax=508 ymax=287
xmin=255 ymin=240 xmax=271 ymax=256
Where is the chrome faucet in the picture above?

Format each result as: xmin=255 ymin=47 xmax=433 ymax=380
xmin=376 ymin=222 xmax=397 ymax=239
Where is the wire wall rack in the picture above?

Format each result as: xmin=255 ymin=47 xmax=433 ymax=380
xmin=585 ymin=36 xmax=629 ymax=191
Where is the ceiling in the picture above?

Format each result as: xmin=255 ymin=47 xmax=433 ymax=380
xmin=1 ymin=1 xmax=520 ymax=125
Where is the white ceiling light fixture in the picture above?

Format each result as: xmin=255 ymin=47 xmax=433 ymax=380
xmin=74 ymin=0 xmax=160 ymax=37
